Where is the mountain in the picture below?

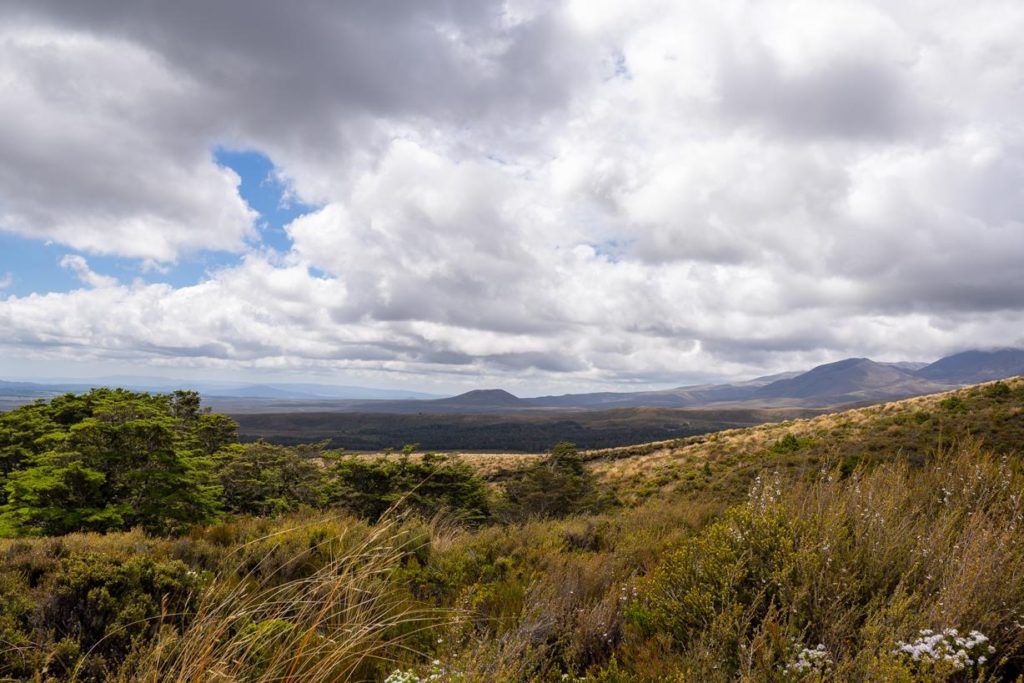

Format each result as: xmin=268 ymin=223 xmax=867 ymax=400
xmin=915 ymin=348 xmax=1024 ymax=384
xmin=0 ymin=379 xmax=98 ymax=396
xmin=6 ymin=349 xmax=1024 ymax=416
xmin=342 ymin=388 xmax=540 ymax=414
xmin=530 ymin=371 xmax=803 ymax=409
xmin=750 ymin=358 xmax=949 ymax=405
xmin=431 ymin=389 xmax=529 ymax=408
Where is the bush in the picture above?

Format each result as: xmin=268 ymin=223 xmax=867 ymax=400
xmin=771 ymin=433 xmax=802 ymax=454
xmin=984 ymin=380 xmax=1012 ymax=399
xmin=628 ymin=504 xmax=795 ymax=650
xmin=30 ymin=551 xmax=200 ymax=679
xmin=212 ymin=441 xmax=325 ymax=516
xmin=502 ymin=442 xmax=597 ymax=520
xmin=327 ymin=453 xmax=490 ymax=522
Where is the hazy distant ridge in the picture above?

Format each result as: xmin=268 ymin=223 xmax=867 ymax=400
xmin=3 ymin=348 xmax=1023 ymax=414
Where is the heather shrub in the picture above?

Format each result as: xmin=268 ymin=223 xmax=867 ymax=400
xmin=624 ymin=442 xmax=1024 ymax=679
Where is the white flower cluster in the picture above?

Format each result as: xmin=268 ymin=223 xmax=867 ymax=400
xmin=384 ymin=660 xmax=446 ymax=683
xmin=894 ymin=628 xmax=995 ymax=671
xmin=783 ymin=642 xmax=833 ymax=678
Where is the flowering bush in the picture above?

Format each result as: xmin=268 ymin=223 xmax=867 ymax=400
xmin=384 ymin=660 xmax=448 ymax=683
xmin=782 ymin=642 xmax=833 ymax=679
xmin=894 ymin=628 xmax=995 ymax=673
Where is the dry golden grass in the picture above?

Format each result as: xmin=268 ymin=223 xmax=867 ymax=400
xmin=588 ymin=376 xmax=1024 ymax=502
xmin=109 ymin=517 xmax=444 ymax=683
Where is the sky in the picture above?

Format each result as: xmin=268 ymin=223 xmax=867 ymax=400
xmin=0 ymin=0 xmax=1022 ymax=396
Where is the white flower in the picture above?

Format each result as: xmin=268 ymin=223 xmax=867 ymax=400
xmin=894 ymin=628 xmax=994 ymax=672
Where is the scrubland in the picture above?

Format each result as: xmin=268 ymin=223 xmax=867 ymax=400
xmin=1 ymin=378 xmax=1023 ymax=681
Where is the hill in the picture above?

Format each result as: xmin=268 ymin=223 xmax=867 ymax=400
xmin=916 ymin=348 xmax=1024 ymax=383
xmin=427 ymin=388 xmax=535 ymax=410
xmin=582 ymin=374 xmax=1024 ymax=504
xmin=748 ymin=357 xmax=948 ymax=404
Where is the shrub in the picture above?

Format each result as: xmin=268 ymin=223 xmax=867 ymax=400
xmin=984 ymin=381 xmax=1012 ymax=399
xmin=212 ymin=441 xmax=325 ymax=516
xmin=327 ymin=453 xmax=490 ymax=522
xmin=40 ymin=552 xmax=200 ymax=677
xmin=502 ymin=442 xmax=597 ymax=520
xmin=628 ymin=504 xmax=795 ymax=650
xmin=771 ymin=433 xmax=802 ymax=454
xmin=939 ymin=395 xmax=965 ymax=412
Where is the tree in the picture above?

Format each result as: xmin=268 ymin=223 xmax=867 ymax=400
xmin=502 ymin=441 xmax=596 ymax=520
xmin=326 ymin=453 xmax=490 ymax=522
xmin=0 ymin=389 xmax=223 ymax=536
xmin=212 ymin=441 xmax=324 ymax=516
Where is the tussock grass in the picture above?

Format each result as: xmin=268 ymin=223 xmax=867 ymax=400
xmin=99 ymin=515 xmax=448 ymax=683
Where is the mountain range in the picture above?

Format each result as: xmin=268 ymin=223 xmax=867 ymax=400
xmin=2 ymin=348 xmax=1023 ymax=414
xmin=289 ymin=348 xmax=1024 ymax=414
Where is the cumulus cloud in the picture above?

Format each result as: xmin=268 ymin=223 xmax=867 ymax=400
xmin=0 ymin=0 xmax=1023 ymax=390
xmin=59 ymin=255 xmax=118 ymax=289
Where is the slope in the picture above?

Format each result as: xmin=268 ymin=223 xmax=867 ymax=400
xmin=915 ymin=348 xmax=1024 ymax=383
xmin=584 ymin=375 xmax=1024 ymax=504
xmin=749 ymin=357 xmax=950 ymax=404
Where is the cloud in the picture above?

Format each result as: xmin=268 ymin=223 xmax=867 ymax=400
xmin=59 ymin=255 xmax=118 ymax=289
xmin=0 ymin=273 xmax=12 ymax=290
xmin=0 ymin=1 xmax=597 ymax=258
xmin=1 ymin=0 xmax=1023 ymax=390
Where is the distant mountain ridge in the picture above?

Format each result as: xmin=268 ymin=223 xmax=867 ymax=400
xmin=749 ymin=358 xmax=949 ymax=405
xmin=3 ymin=348 xmax=1023 ymax=414
xmin=0 ymin=378 xmax=440 ymax=405
xmin=386 ymin=348 xmax=1024 ymax=413
xmin=915 ymin=348 xmax=1024 ymax=384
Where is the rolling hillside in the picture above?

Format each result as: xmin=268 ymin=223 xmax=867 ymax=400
xmin=583 ymin=374 xmax=1024 ymax=504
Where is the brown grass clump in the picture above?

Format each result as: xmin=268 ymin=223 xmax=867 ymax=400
xmin=107 ymin=518 xmax=444 ymax=683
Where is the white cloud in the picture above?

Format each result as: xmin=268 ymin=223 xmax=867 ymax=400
xmin=0 ymin=0 xmax=1023 ymax=389
xmin=59 ymin=255 xmax=118 ymax=289
xmin=0 ymin=28 xmax=257 ymax=261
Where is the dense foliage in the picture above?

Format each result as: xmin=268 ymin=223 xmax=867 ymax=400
xmin=501 ymin=440 xmax=598 ymax=519
xmin=0 ymin=390 xmax=492 ymax=537
xmin=0 ymin=390 xmax=232 ymax=535
xmin=232 ymin=406 xmax=807 ymax=452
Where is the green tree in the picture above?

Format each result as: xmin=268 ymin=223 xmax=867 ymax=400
xmin=327 ymin=453 xmax=490 ymax=522
xmin=0 ymin=389 xmax=225 ymax=536
xmin=502 ymin=441 xmax=596 ymax=519
xmin=212 ymin=441 xmax=325 ymax=516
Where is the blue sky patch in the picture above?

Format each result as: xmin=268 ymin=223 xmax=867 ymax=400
xmin=215 ymin=148 xmax=316 ymax=253
xmin=0 ymin=149 xmax=314 ymax=297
